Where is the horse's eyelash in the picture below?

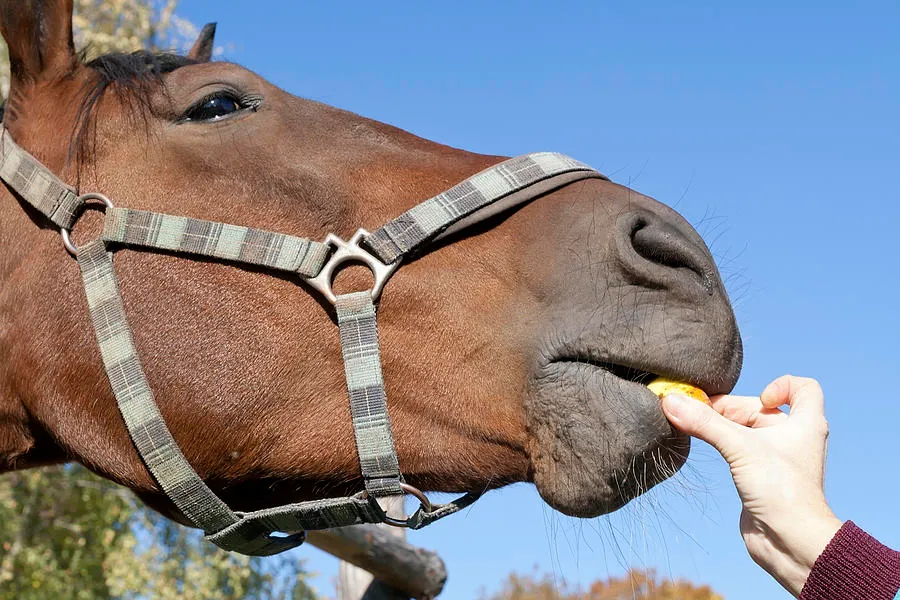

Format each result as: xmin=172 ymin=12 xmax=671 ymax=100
xmin=239 ymin=93 xmax=264 ymax=110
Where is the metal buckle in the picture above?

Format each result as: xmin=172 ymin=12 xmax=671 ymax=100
xmin=304 ymin=228 xmax=399 ymax=305
xmin=60 ymin=193 xmax=114 ymax=256
xmin=361 ymin=482 xmax=434 ymax=528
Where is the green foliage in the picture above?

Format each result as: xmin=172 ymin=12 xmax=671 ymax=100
xmin=0 ymin=467 xmax=129 ymax=598
xmin=0 ymin=466 xmax=317 ymax=599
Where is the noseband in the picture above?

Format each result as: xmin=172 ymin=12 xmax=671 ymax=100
xmin=0 ymin=126 xmax=607 ymax=555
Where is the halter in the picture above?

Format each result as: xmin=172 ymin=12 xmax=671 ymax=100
xmin=0 ymin=126 xmax=608 ymax=555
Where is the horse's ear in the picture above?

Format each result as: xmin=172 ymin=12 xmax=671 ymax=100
xmin=0 ymin=0 xmax=77 ymax=87
xmin=187 ymin=23 xmax=216 ymax=62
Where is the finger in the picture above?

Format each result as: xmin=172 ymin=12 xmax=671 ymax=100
xmin=661 ymin=393 xmax=745 ymax=456
xmin=760 ymin=375 xmax=825 ymax=419
xmin=709 ymin=394 xmax=788 ymax=428
xmin=759 ymin=375 xmax=792 ymax=408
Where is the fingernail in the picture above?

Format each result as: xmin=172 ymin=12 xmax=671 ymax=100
xmin=662 ymin=393 xmax=691 ymax=419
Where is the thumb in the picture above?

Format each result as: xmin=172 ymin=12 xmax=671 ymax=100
xmin=661 ymin=393 xmax=744 ymax=457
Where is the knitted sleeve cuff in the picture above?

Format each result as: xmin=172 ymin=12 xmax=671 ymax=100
xmin=800 ymin=520 xmax=900 ymax=600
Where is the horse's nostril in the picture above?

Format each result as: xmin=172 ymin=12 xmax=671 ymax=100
xmin=631 ymin=222 xmax=693 ymax=271
xmin=626 ymin=217 xmax=715 ymax=295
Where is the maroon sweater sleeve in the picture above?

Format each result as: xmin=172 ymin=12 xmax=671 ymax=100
xmin=800 ymin=520 xmax=900 ymax=600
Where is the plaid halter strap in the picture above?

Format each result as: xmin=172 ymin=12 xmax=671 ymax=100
xmin=0 ymin=126 xmax=607 ymax=556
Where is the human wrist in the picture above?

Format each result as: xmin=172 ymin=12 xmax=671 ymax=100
xmin=749 ymin=512 xmax=843 ymax=597
xmin=780 ymin=512 xmax=843 ymax=577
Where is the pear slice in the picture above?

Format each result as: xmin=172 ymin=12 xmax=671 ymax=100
xmin=647 ymin=377 xmax=710 ymax=405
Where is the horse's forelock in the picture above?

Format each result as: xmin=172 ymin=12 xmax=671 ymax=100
xmin=69 ymin=50 xmax=197 ymax=180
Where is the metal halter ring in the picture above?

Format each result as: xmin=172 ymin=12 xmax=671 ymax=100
xmin=60 ymin=193 xmax=115 ymax=256
xmin=303 ymin=228 xmax=400 ymax=305
xmin=363 ymin=483 xmax=434 ymax=528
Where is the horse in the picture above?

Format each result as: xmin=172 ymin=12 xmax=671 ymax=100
xmin=0 ymin=0 xmax=741 ymax=549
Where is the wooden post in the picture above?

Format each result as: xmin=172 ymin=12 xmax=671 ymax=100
xmin=305 ymin=496 xmax=446 ymax=600
xmin=335 ymin=496 xmax=404 ymax=600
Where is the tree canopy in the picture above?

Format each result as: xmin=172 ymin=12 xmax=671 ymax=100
xmin=0 ymin=467 xmax=316 ymax=599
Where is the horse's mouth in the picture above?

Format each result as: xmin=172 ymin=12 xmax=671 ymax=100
xmin=551 ymin=357 xmax=657 ymax=387
xmin=525 ymin=351 xmax=705 ymax=518
xmin=547 ymin=349 xmax=718 ymax=396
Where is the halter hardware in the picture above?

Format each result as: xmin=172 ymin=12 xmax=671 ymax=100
xmin=361 ymin=483 xmax=433 ymax=528
xmin=0 ymin=124 xmax=607 ymax=555
xmin=60 ymin=192 xmax=114 ymax=255
xmin=304 ymin=228 xmax=399 ymax=305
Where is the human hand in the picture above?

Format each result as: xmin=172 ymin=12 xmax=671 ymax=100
xmin=661 ymin=375 xmax=843 ymax=598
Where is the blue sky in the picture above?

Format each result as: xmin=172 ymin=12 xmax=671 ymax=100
xmin=176 ymin=1 xmax=899 ymax=598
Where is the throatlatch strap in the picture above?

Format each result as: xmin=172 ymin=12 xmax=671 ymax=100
xmin=76 ymin=240 xmax=240 ymax=533
xmin=335 ymin=292 xmax=403 ymax=496
xmin=365 ymin=152 xmax=607 ymax=264
xmin=0 ymin=127 xmax=83 ymax=229
xmin=103 ymin=207 xmax=330 ymax=277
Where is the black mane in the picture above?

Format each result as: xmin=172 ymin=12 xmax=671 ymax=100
xmin=83 ymin=49 xmax=196 ymax=95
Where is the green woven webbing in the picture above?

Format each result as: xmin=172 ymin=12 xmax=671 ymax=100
xmin=103 ymin=207 xmax=329 ymax=277
xmin=365 ymin=152 xmax=607 ymax=264
xmin=335 ymin=292 xmax=403 ymax=496
xmin=406 ymin=491 xmax=482 ymax=529
xmin=205 ymin=496 xmax=384 ymax=556
xmin=0 ymin=127 xmax=83 ymax=229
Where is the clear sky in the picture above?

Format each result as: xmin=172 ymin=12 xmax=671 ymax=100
xmin=175 ymin=1 xmax=899 ymax=598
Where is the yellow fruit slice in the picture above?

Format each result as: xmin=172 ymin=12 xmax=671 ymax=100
xmin=646 ymin=377 xmax=710 ymax=405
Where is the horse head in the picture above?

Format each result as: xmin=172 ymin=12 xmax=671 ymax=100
xmin=0 ymin=0 xmax=741 ymax=534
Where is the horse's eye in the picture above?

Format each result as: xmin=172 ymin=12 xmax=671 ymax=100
xmin=183 ymin=94 xmax=244 ymax=122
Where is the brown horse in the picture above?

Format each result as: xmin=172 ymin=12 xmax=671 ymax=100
xmin=0 ymin=0 xmax=741 ymax=531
